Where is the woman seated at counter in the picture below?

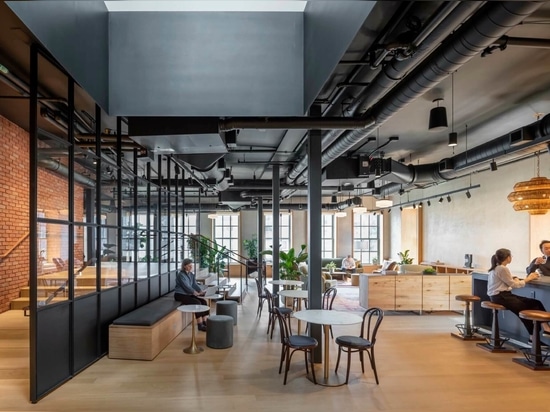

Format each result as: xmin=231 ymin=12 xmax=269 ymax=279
xmin=487 ymin=248 xmax=550 ymax=341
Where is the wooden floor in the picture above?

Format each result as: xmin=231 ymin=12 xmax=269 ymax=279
xmin=1 ymin=285 xmax=550 ymax=411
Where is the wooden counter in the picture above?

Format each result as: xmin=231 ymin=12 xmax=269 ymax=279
xmin=359 ymin=273 xmax=472 ymax=313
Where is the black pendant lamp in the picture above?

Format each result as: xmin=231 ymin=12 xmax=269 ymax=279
xmin=429 ymin=98 xmax=448 ymax=131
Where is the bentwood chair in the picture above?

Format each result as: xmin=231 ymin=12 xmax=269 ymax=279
xmin=265 ymin=287 xmax=293 ymax=339
xmin=274 ymin=307 xmax=318 ymax=385
xmin=254 ymin=277 xmax=268 ymax=317
xmin=335 ymin=307 xmax=384 ymax=384
xmin=306 ymin=287 xmax=338 ymax=337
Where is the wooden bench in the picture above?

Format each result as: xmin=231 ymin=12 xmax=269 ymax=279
xmin=109 ymin=294 xmax=191 ymax=361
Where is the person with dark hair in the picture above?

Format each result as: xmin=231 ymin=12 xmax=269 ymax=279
xmin=175 ymin=258 xmax=209 ymax=331
xmin=526 ymin=240 xmax=550 ymax=276
xmin=488 ymin=248 xmax=550 ymax=341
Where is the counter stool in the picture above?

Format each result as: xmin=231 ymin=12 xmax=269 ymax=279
xmin=216 ymin=300 xmax=238 ymax=325
xmin=513 ymin=310 xmax=550 ymax=371
xmin=451 ymin=294 xmax=484 ymax=341
xmin=477 ymin=301 xmax=516 ymax=353
xmin=206 ymin=315 xmax=234 ymax=349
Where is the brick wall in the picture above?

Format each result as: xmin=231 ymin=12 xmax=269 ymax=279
xmin=0 ymin=115 xmax=85 ymax=313
xmin=0 ymin=115 xmax=30 ymax=313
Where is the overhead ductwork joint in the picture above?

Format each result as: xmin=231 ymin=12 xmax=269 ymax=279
xmin=219 ymin=116 xmax=376 ymax=131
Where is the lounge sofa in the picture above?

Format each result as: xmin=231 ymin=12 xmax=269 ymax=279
xmin=321 ymin=257 xmax=363 ymax=273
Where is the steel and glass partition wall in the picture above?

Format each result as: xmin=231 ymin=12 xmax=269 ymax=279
xmin=29 ymin=44 xmax=185 ymax=402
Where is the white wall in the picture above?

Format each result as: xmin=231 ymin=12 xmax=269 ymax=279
xmin=390 ymin=156 xmax=550 ymax=275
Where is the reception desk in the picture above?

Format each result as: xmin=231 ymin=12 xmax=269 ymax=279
xmin=359 ymin=273 xmax=472 ymax=313
xmin=472 ymin=272 xmax=550 ymax=343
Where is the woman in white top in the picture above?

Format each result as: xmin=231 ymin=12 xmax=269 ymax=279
xmin=487 ymin=248 xmax=550 ymax=340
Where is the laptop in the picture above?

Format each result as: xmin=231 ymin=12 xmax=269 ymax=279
xmin=202 ymin=285 xmax=218 ymax=297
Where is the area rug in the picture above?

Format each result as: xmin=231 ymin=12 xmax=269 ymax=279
xmin=332 ymin=284 xmax=364 ymax=313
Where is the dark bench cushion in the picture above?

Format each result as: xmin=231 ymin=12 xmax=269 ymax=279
xmin=112 ymin=297 xmax=181 ymax=326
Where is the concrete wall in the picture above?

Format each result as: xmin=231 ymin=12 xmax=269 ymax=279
xmin=389 ymin=157 xmax=550 ymax=275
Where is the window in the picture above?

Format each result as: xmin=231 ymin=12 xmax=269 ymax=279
xmin=265 ymin=213 xmax=291 ymax=253
xmin=321 ymin=213 xmax=335 ymax=258
xmin=353 ymin=213 xmax=380 ymax=264
xmin=213 ymin=214 xmax=239 ymax=253
xmin=182 ymin=213 xmax=198 ymax=258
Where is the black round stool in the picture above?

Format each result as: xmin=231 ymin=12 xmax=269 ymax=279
xmin=513 ymin=310 xmax=550 ymax=371
xmin=451 ymin=294 xmax=484 ymax=341
xmin=476 ymin=301 xmax=516 ymax=353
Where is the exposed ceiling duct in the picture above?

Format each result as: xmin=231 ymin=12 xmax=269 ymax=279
xmin=285 ymin=1 xmax=482 ymax=187
xmin=38 ymin=156 xmax=96 ymax=188
xmin=376 ymin=113 xmax=550 ymax=197
xmin=285 ymin=1 xmax=544 ymax=191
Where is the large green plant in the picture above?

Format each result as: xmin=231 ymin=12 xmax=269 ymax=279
xmin=243 ymin=236 xmax=258 ymax=259
xmin=187 ymin=234 xmax=210 ymax=268
xmin=261 ymin=244 xmax=308 ymax=280
xmin=205 ymin=241 xmax=227 ymax=274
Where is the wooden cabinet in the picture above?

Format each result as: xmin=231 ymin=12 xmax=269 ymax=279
xmin=359 ymin=273 xmax=473 ymax=313
xmin=395 ymin=275 xmax=422 ymax=311
xmin=449 ymin=275 xmax=473 ymax=310
xmin=360 ymin=275 xmax=395 ymax=310
xmin=422 ymin=276 xmax=450 ymax=311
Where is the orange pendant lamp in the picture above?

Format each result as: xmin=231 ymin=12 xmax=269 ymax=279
xmin=507 ymin=153 xmax=550 ymax=215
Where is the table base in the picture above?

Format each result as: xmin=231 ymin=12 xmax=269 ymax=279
xmin=306 ymin=365 xmax=348 ymax=387
xmin=183 ymin=345 xmax=204 ymax=354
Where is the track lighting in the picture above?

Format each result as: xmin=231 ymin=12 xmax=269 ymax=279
xmin=466 ymin=191 xmax=471 ymax=199
xmin=439 ymin=197 xmax=443 ymax=203
xmin=419 ymin=202 xmax=423 ymax=208
xmin=490 ymin=160 xmax=498 ymax=171
xmin=399 ymin=206 xmax=403 ymax=211
xmin=387 ymin=208 xmax=391 ymax=213
xmin=447 ymin=195 xmax=452 ymax=203
xmin=412 ymin=203 xmax=416 ymax=209
xmin=427 ymin=200 xmax=431 ymax=206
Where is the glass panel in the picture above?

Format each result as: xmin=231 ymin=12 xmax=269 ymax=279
xmin=37 ymin=223 xmax=69 ymax=305
xmin=74 ymin=224 xmax=97 ymax=296
xmin=37 ymin=138 xmax=70 ymax=221
xmin=73 ymin=147 xmax=97 ymax=223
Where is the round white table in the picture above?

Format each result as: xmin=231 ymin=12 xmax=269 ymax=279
xmin=278 ymin=289 xmax=309 ymax=334
xmin=269 ymin=279 xmax=304 ymax=287
xmin=177 ymin=304 xmax=210 ymax=354
xmin=202 ymin=294 xmax=224 ymax=310
xmin=294 ymin=309 xmax=362 ymax=386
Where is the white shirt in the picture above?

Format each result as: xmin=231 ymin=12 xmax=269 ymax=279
xmin=342 ymin=257 xmax=356 ymax=270
xmin=487 ymin=265 xmax=525 ymax=296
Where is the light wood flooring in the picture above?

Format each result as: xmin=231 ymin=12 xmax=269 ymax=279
xmin=1 ymin=285 xmax=550 ymax=411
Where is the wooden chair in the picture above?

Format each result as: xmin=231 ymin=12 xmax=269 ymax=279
xmin=264 ymin=287 xmax=292 ymax=339
xmin=254 ymin=277 xmax=268 ymax=317
xmin=274 ymin=307 xmax=318 ymax=385
xmin=335 ymin=307 xmax=384 ymax=384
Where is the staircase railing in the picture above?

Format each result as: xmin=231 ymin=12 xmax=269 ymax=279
xmin=0 ymin=231 xmax=29 ymax=263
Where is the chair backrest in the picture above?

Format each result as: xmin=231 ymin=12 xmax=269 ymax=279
xmin=264 ymin=287 xmax=274 ymax=312
xmin=273 ymin=307 xmax=291 ymax=343
xmin=322 ymin=287 xmax=337 ymax=310
xmin=254 ymin=277 xmax=263 ymax=295
xmin=361 ymin=307 xmax=384 ymax=344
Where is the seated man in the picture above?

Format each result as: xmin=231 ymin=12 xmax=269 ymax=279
xmin=526 ymin=239 xmax=550 ymax=276
xmin=341 ymin=255 xmax=356 ymax=273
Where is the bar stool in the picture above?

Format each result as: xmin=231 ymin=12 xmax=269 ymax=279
xmin=513 ymin=310 xmax=550 ymax=371
xmin=451 ymin=294 xmax=484 ymax=341
xmin=476 ymin=301 xmax=516 ymax=353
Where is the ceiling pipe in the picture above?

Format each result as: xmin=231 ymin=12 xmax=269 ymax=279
xmin=377 ymin=114 xmax=550 ymax=197
xmin=219 ymin=116 xmax=376 ymax=131
xmin=38 ymin=157 xmax=96 ymax=188
xmin=285 ymin=1 xmax=482 ymax=187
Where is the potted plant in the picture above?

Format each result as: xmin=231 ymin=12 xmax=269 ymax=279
xmin=397 ymin=250 xmax=414 ymax=265
xmin=204 ymin=241 xmax=227 ymax=275
xmin=324 ymin=261 xmax=337 ymax=274
xmin=261 ymin=244 xmax=308 ymax=280
xmin=243 ymin=236 xmax=259 ymax=275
